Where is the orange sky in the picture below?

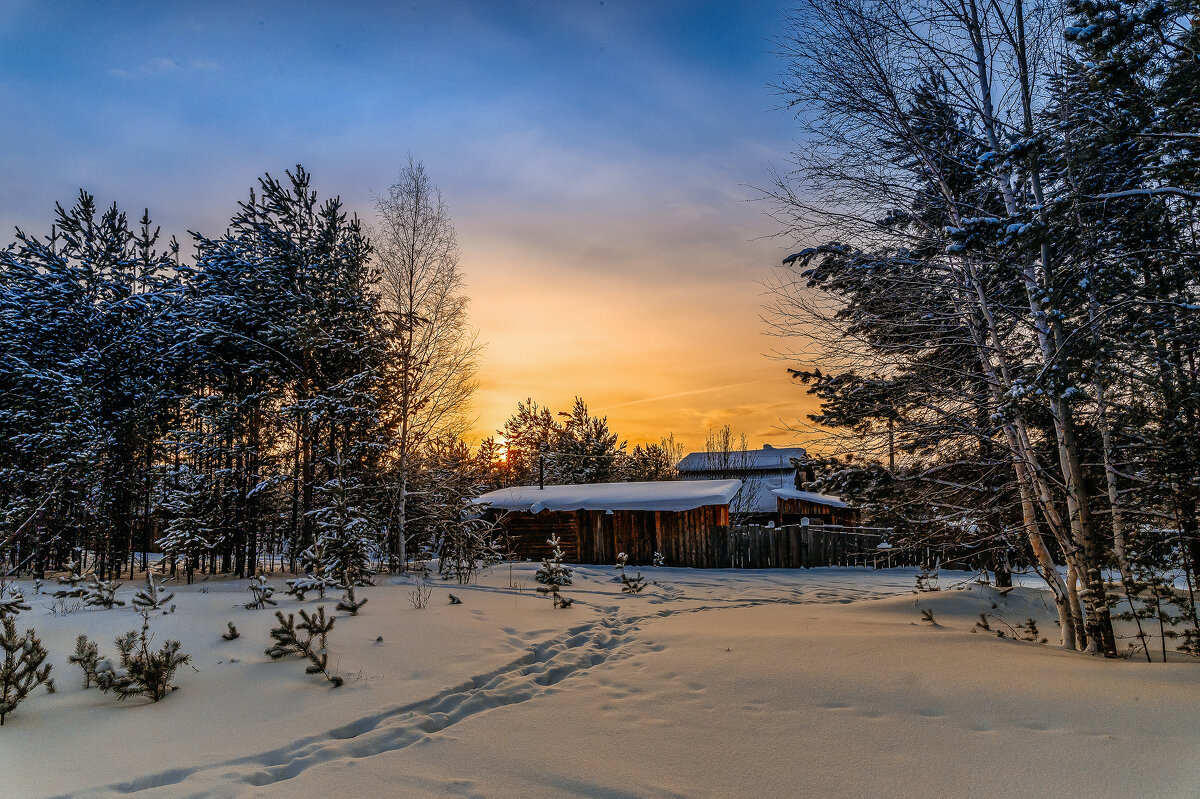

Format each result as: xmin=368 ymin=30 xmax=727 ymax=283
xmin=457 ymin=195 xmax=823 ymax=453
xmin=0 ymin=3 xmax=827 ymax=456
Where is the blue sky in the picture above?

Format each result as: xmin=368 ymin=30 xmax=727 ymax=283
xmin=0 ymin=1 xmax=817 ymax=449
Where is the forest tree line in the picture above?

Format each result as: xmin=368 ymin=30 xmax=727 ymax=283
xmin=0 ymin=162 xmax=500 ymax=583
xmin=0 ymin=160 xmax=709 ymax=584
xmin=767 ymin=0 xmax=1200 ymax=656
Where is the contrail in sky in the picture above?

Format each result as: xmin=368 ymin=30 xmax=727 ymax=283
xmin=597 ymin=378 xmax=779 ymax=411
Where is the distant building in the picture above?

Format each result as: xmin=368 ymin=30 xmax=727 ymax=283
xmin=675 ymin=443 xmax=857 ymax=526
xmin=676 ymin=444 xmax=810 ymax=519
xmin=473 ymin=479 xmax=741 ymax=566
xmin=771 ymin=488 xmax=859 ymax=527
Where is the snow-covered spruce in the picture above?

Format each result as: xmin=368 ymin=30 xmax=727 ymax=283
xmin=301 ymin=456 xmax=378 ymax=589
xmin=83 ymin=578 xmax=126 ymax=609
xmin=52 ymin=567 xmax=86 ymax=600
xmin=155 ymin=463 xmax=217 ymax=585
xmin=244 ymin=575 xmax=277 ymax=610
xmin=74 ymin=613 xmax=190 ymax=702
xmin=285 ymin=575 xmax=335 ymax=601
xmin=535 ymin=534 xmax=573 ymax=587
xmin=336 ymin=587 xmax=367 ymax=616
xmin=409 ymin=437 xmax=503 ymax=585
xmin=0 ymin=589 xmax=30 ymax=620
xmin=0 ymin=617 xmax=54 ymax=725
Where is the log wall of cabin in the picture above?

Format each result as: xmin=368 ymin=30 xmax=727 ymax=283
xmin=497 ymin=504 xmax=730 ymax=567
xmin=776 ymin=498 xmax=859 ymax=527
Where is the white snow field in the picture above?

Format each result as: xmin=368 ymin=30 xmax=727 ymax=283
xmin=2 ymin=565 xmax=1197 ymax=798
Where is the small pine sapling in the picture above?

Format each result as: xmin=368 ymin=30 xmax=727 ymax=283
xmin=653 ymin=551 xmax=666 ymax=567
xmin=131 ymin=573 xmax=175 ymax=615
xmin=535 ymin=534 xmax=573 ymax=586
xmin=615 ymin=552 xmax=628 ymax=572
xmin=0 ymin=590 xmax=31 ymax=620
xmin=336 ymin=587 xmax=367 ymax=615
xmin=621 ymin=572 xmax=647 ymax=593
xmin=222 ymin=622 xmax=240 ymax=641
xmin=68 ymin=635 xmax=100 ymax=688
xmin=285 ymin=575 xmax=332 ymax=601
xmin=973 ymin=614 xmax=991 ymax=632
xmin=536 ymin=583 xmax=573 ymax=609
xmin=53 ymin=565 xmax=86 ymax=600
xmin=919 ymin=608 xmax=938 ymax=625
xmin=265 ymin=608 xmax=343 ymax=687
xmin=0 ymin=617 xmax=54 ymax=725
xmin=913 ymin=564 xmax=939 ymax=593
xmin=83 ymin=578 xmax=126 ymax=609
xmin=244 ymin=575 xmax=277 ymax=610
xmin=57 ymin=563 xmax=85 ymax=587
xmin=1017 ymin=618 xmax=1047 ymax=644
xmin=89 ymin=612 xmax=191 ymax=701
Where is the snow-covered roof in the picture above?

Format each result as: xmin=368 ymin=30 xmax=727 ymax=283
xmin=741 ymin=474 xmax=792 ymax=513
xmin=676 ymin=444 xmax=807 ymax=473
xmin=474 ymin=479 xmax=742 ymax=513
xmin=771 ymin=488 xmax=851 ymax=509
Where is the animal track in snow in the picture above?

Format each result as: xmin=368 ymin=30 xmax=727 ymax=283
xmin=59 ymin=609 xmax=658 ymax=798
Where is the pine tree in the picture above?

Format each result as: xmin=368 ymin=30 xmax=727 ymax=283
xmin=551 ymin=397 xmax=626 ymax=484
xmin=302 ymin=454 xmax=377 ymax=587
xmin=0 ymin=617 xmax=54 ymax=725
xmin=620 ymin=572 xmax=647 ymax=593
xmin=336 ymin=586 xmax=367 ymax=615
xmin=501 ymin=399 xmax=561 ymax=486
xmin=536 ymin=534 xmax=573 ymax=587
xmin=155 ymin=464 xmax=216 ymax=585
xmin=0 ymin=192 xmax=182 ymax=581
xmin=189 ymin=166 xmax=384 ymax=577
xmin=81 ymin=612 xmax=190 ymax=702
xmin=413 ymin=438 xmax=503 ymax=584
xmin=83 ymin=578 xmax=125 ymax=609
xmin=0 ymin=587 xmax=30 ymax=620
xmin=131 ymin=572 xmax=175 ymax=614
xmin=265 ymin=607 xmax=343 ymax=687
xmin=244 ymin=575 xmax=277 ymax=610
xmin=68 ymin=634 xmax=100 ymax=688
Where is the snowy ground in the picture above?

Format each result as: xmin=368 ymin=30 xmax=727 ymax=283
xmin=2 ymin=564 xmax=1197 ymax=798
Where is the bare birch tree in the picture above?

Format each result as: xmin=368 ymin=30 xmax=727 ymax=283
xmin=373 ymin=158 xmax=480 ymax=569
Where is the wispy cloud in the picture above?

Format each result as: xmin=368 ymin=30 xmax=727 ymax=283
xmin=109 ymin=57 xmax=218 ymax=79
xmin=109 ymin=57 xmax=178 ymax=78
xmin=597 ymin=379 xmax=778 ymax=412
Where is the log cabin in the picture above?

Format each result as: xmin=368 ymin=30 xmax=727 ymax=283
xmin=473 ymin=479 xmax=741 ymax=566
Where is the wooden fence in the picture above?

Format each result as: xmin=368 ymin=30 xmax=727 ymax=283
xmin=721 ymin=524 xmax=909 ymax=569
